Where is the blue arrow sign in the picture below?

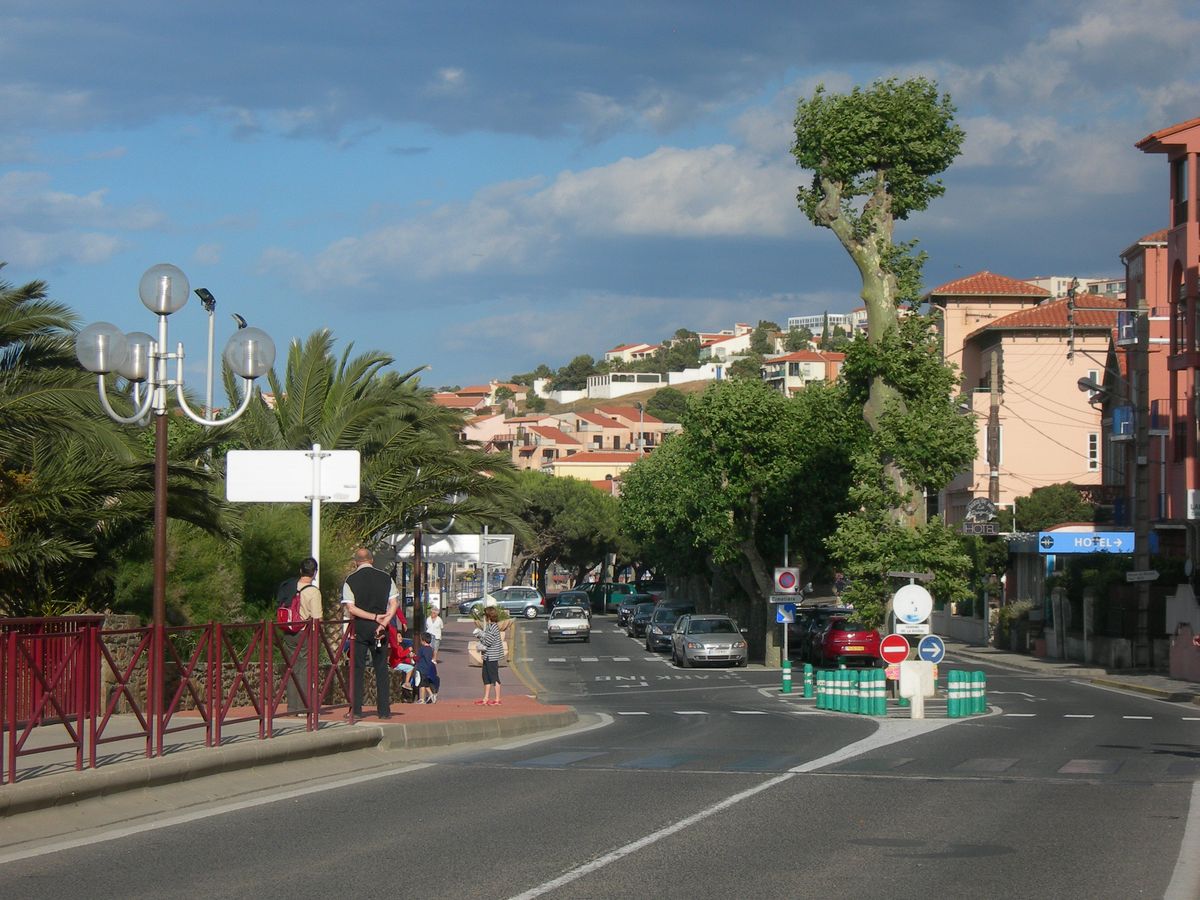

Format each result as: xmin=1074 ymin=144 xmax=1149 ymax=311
xmin=917 ymin=634 xmax=945 ymax=664
xmin=1037 ymin=531 xmax=1134 ymax=554
xmin=776 ymin=603 xmax=796 ymax=624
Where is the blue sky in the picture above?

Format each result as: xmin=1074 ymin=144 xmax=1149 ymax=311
xmin=2 ymin=1 xmax=1198 ymax=389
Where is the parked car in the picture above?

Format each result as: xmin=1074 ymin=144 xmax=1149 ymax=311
xmin=626 ymin=601 xmax=657 ymax=638
xmin=546 ymin=606 xmax=591 ymax=643
xmin=811 ymin=617 xmax=882 ymax=668
xmin=635 ymin=579 xmax=667 ymax=600
xmin=458 ymin=585 xmax=544 ymax=619
xmin=573 ymin=581 xmax=639 ymax=614
xmin=552 ymin=590 xmax=592 ymax=619
xmin=645 ymin=603 xmax=695 ymax=652
xmin=670 ymin=614 xmax=748 ymax=668
xmin=792 ymin=606 xmax=854 ymax=662
xmin=616 ymin=596 xmax=641 ymax=627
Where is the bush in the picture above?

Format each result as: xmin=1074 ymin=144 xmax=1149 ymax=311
xmin=995 ymin=599 xmax=1034 ymax=632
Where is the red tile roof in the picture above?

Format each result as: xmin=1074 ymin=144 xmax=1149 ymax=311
xmin=966 ymin=296 xmax=1122 ymax=340
xmin=595 ymin=405 xmax=664 ymax=424
xmin=1136 ymin=116 xmax=1200 ymax=152
xmin=527 ymin=426 xmax=580 ymax=444
xmin=576 ymin=412 xmax=625 ymax=429
xmin=432 ymin=395 xmax=482 ymax=409
xmin=458 ymin=385 xmax=492 ymax=395
xmin=928 ymin=271 xmax=1051 ymax=298
xmin=607 ymin=343 xmax=641 ymax=353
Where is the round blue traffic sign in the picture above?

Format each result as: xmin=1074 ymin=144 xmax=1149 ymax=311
xmin=917 ymin=634 xmax=945 ymax=664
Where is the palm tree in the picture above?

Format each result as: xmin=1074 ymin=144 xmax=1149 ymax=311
xmin=231 ymin=329 xmax=523 ymax=544
xmin=0 ymin=267 xmax=231 ymax=616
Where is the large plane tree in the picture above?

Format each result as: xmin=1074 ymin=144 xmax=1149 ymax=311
xmin=792 ymin=76 xmax=967 ymax=527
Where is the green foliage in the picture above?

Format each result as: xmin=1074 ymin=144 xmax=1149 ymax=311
xmin=550 ymin=354 xmax=601 ymax=391
xmin=784 ymin=330 xmax=810 ymax=352
xmin=511 ymin=470 xmax=625 ymax=581
xmin=509 ymin=364 xmax=553 ymax=386
xmin=793 ymin=77 xmax=965 ymax=225
xmin=525 ymin=394 xmax=547 ymax=412
xmin=659 ymin=329 xmax=701 ymax=372
xmin=727 ymin=353 xmax=765 ymax=380
xmin=645 ymin=387 xmax=689 ymax=423
xmin=995 ymin=599 xmax=1034 ymax=633
xmin=621 ymin=379 xmax=867 ymax=597
xmin=825 ymin=454 xmax=971 ymax=629
xmin=750 ymin=321 xmax=779 ymax=355
xmin=1014 ymin=483 xmax=1095 ymax=533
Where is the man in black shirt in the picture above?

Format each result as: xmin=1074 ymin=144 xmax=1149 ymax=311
xmin=341 ymin=547 xmax=400 ymax=718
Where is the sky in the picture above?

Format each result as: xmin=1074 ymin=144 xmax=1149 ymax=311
xmin=2 ymin=0 xmax=1198 ymax=390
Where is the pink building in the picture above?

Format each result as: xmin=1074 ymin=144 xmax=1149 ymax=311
xmin=929 ymin=271 xmax=1116 ymax=524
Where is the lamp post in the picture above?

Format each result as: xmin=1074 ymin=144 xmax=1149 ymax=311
xmin=75 ymin=263 xmax=275 ymax=751
xmin=635 ymin=400 xmax=644 ymax=451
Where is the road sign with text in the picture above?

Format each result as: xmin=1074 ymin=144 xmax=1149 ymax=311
xmin=1037 ymin=531 xmax=1133 ymax=554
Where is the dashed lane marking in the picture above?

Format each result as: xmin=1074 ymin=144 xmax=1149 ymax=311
xmin=1064 ymin=714 xmax=1095 ymax=718
xmin=675 ymin=710 xmax=708 ymax=716
xmin=617 ymin=711 xmax=650 ymax=716
xmin=731 ymin=710 xmax=769 ymax=715
xmin=1124 ymin=715 xmax=1153 ymax=720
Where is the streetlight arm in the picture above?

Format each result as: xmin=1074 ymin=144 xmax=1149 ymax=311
xmin=96 ymin=375 xmax=155 ymax=425
xmin=173 ymin=372 xmax=255 ymax=425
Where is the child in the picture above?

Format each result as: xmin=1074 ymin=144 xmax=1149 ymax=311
xmin=414 ymin=631 xmax=439 ymax=704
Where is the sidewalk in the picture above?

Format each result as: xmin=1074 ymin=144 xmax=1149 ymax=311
xmin=0 ymin=614 xmax=575 ymax=816
xmin=943 ymin=639 xmax=1200 ymax=703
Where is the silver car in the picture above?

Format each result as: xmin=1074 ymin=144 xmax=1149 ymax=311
xmin=670 ymin=614 xmax=748 ymax=667
xmin=546 ymin=606 xmax=591 ymax=643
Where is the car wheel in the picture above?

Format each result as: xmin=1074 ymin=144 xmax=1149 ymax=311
xmin=547 ymin=635 xmax=555 ymax=644
xmin=583 ymin=635 xmax=590 ymax=643
xmin=524 ymin=606 xmax=539 ymax=619
xmin=679 ymin=651 xmax=690 ymax=668
xmin=646 ymin=638 xmax=652 ymax=652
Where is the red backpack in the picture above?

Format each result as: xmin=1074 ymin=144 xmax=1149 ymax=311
xmin=277 ymin=585 xmax=306 ymax=634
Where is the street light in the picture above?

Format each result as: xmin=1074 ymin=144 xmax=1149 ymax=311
xmin=634 ymin=400 xmax=645 ymax=451
xmin=75 ymin=263 xmax=275 ymax=749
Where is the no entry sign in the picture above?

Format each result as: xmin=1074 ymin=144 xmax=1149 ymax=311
xmin=880 ymin=634 xmax=910 ymax=665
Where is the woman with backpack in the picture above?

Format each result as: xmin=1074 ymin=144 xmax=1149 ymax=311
xmin=278 ymin=557 xmax=323 ymax=716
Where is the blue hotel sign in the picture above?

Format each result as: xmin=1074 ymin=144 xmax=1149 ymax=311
xmin=1037 ymin=531 xmax=1134 ymax=554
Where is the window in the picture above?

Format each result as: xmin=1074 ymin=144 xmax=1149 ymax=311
xmin=1173 ymin=157 xmax=1189 ymax=226
xmin=1088 ymin=432 xmax=1100 ymax=471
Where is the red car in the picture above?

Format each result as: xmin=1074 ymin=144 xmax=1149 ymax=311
xmin=812 ymin=617 xmax=882 ymax=668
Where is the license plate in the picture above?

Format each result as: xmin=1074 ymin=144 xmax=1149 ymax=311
xmin=845 ymin=645 xmax=864 ymax=652
xmin=561 ymin=629 xmax=576 ymax=635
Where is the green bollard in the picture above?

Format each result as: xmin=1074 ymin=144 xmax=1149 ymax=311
xmin=781 ymin=659 xmax=793 ymax=694
xmin=831 ymin=670 xmax=842 ymax=711
xmin=803 ymin=663 xmax=814 ymax=699
xmin=947 ymin=670 xmax=959 ymax=718
xmin=839 ymin=671 xmax=850 ymax=712
xmin=847 ymin=670 xmax=860 ymax=714
xmin=875 ymin=669 xmax=887 ymax=716
xmin=975 ymin=670 xmax=986 ymax=715
xmin=815 ymin=669 xmax=825 ymax=709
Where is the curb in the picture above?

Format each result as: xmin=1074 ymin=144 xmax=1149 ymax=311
xmin=0 ymin=725 xmax=383 ymax=818
xmin=1088 ymin=677 xmax=1197 ymax=703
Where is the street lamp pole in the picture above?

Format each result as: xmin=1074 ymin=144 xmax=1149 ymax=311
xmin=635 ymin=401 xmax=644 ymax=451
xmin=75 ymin=264 xmax=275 ymax=753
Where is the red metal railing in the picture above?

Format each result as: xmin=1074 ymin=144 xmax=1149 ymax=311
xmin=1 ymin=616 xmax=355 ymax=785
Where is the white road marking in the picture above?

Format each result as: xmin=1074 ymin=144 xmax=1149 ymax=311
xmin=1123 ymin=715 xmax=1153 ymax=720
xmin=492 ymin=713 xmax=615 ymax=751
xmin=1003 ymin=713 xmax=1037 ymax=717
xmin=548 ymin=657 xmax=566 ymax=663
xmin=675 ymin=710 xmax=708 ymax=715
xmin=612 ymin=657 xmax=630 ymax=662
xmin=617 ymin=711 xmax=649 ymax=716
xmin=732 ymin=710 xmax=768 ymax=715
xmin=581 ymin=657 xmax=598 ymax=662
xmin=1064 ymin=714 xmax=1094 ymax=718
xmin=1165 ymin=781 xmax=1200 ymax=899
xmin=1183 ymin=717 xmax=1200 ymax=721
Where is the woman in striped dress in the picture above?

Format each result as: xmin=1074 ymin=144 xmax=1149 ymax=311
xmin=476 ymin=606 xmax=505 ymax=705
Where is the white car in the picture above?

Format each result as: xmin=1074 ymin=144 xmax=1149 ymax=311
xmin=546 ymin=606 xmax=591 ymax=643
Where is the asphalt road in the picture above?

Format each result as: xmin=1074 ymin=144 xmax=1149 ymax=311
xmin=1 ymin=616 xmax=1197 ymax=899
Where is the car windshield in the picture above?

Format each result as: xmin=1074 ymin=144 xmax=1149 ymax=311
xmin=558 ymin=593 xmax=587 ymax=604
xmin=551 ymin=607 xmax=584 ymax=619
xmin=691 ymin=619 xmax=736 ymax=634
xmin=634 ymin=603 xmax=655 ymax=615
xmin=832 ymin=620 xmax=869 ymax=632
xmin=652 ymin=608 xmax=682 ymax=623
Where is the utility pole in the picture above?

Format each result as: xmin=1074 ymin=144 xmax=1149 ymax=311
xmin=1133 ymin=288 xmax=1152 ymax=667
xmin=988 ymin=349 xmax=1001 ymax=504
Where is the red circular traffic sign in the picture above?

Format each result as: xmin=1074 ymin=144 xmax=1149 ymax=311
xmin=880 ymin=634 xmax=910 ymax=664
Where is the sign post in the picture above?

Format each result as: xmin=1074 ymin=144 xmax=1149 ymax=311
xmin=227 ymin=444 xmax=361 ymax=575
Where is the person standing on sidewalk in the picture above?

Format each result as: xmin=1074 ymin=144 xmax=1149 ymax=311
xmin=279 ymin=557 xmax=323 ymax=716
xmin=425 ymin=604 xmax=444 ymax=663
xmin=476 ymin=606 xmax=505 ymax=705
xmin=342 ymin=547 xmax=399 ymax=718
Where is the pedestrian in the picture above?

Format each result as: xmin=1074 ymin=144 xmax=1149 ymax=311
xmin=475 ymin=606 xmax=505 ymax=706
xmin=342 ymin=547 xmax=400 ymax=719
xmin=425 ymin=604 xmax=443 ymax=663
xmin=277 ymin=557 xmax=323 ymax=716
xmin=414 ymin=632 xmax=439 ymax=704
xmin=833 ymin=571 xmax=847 ymax=599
